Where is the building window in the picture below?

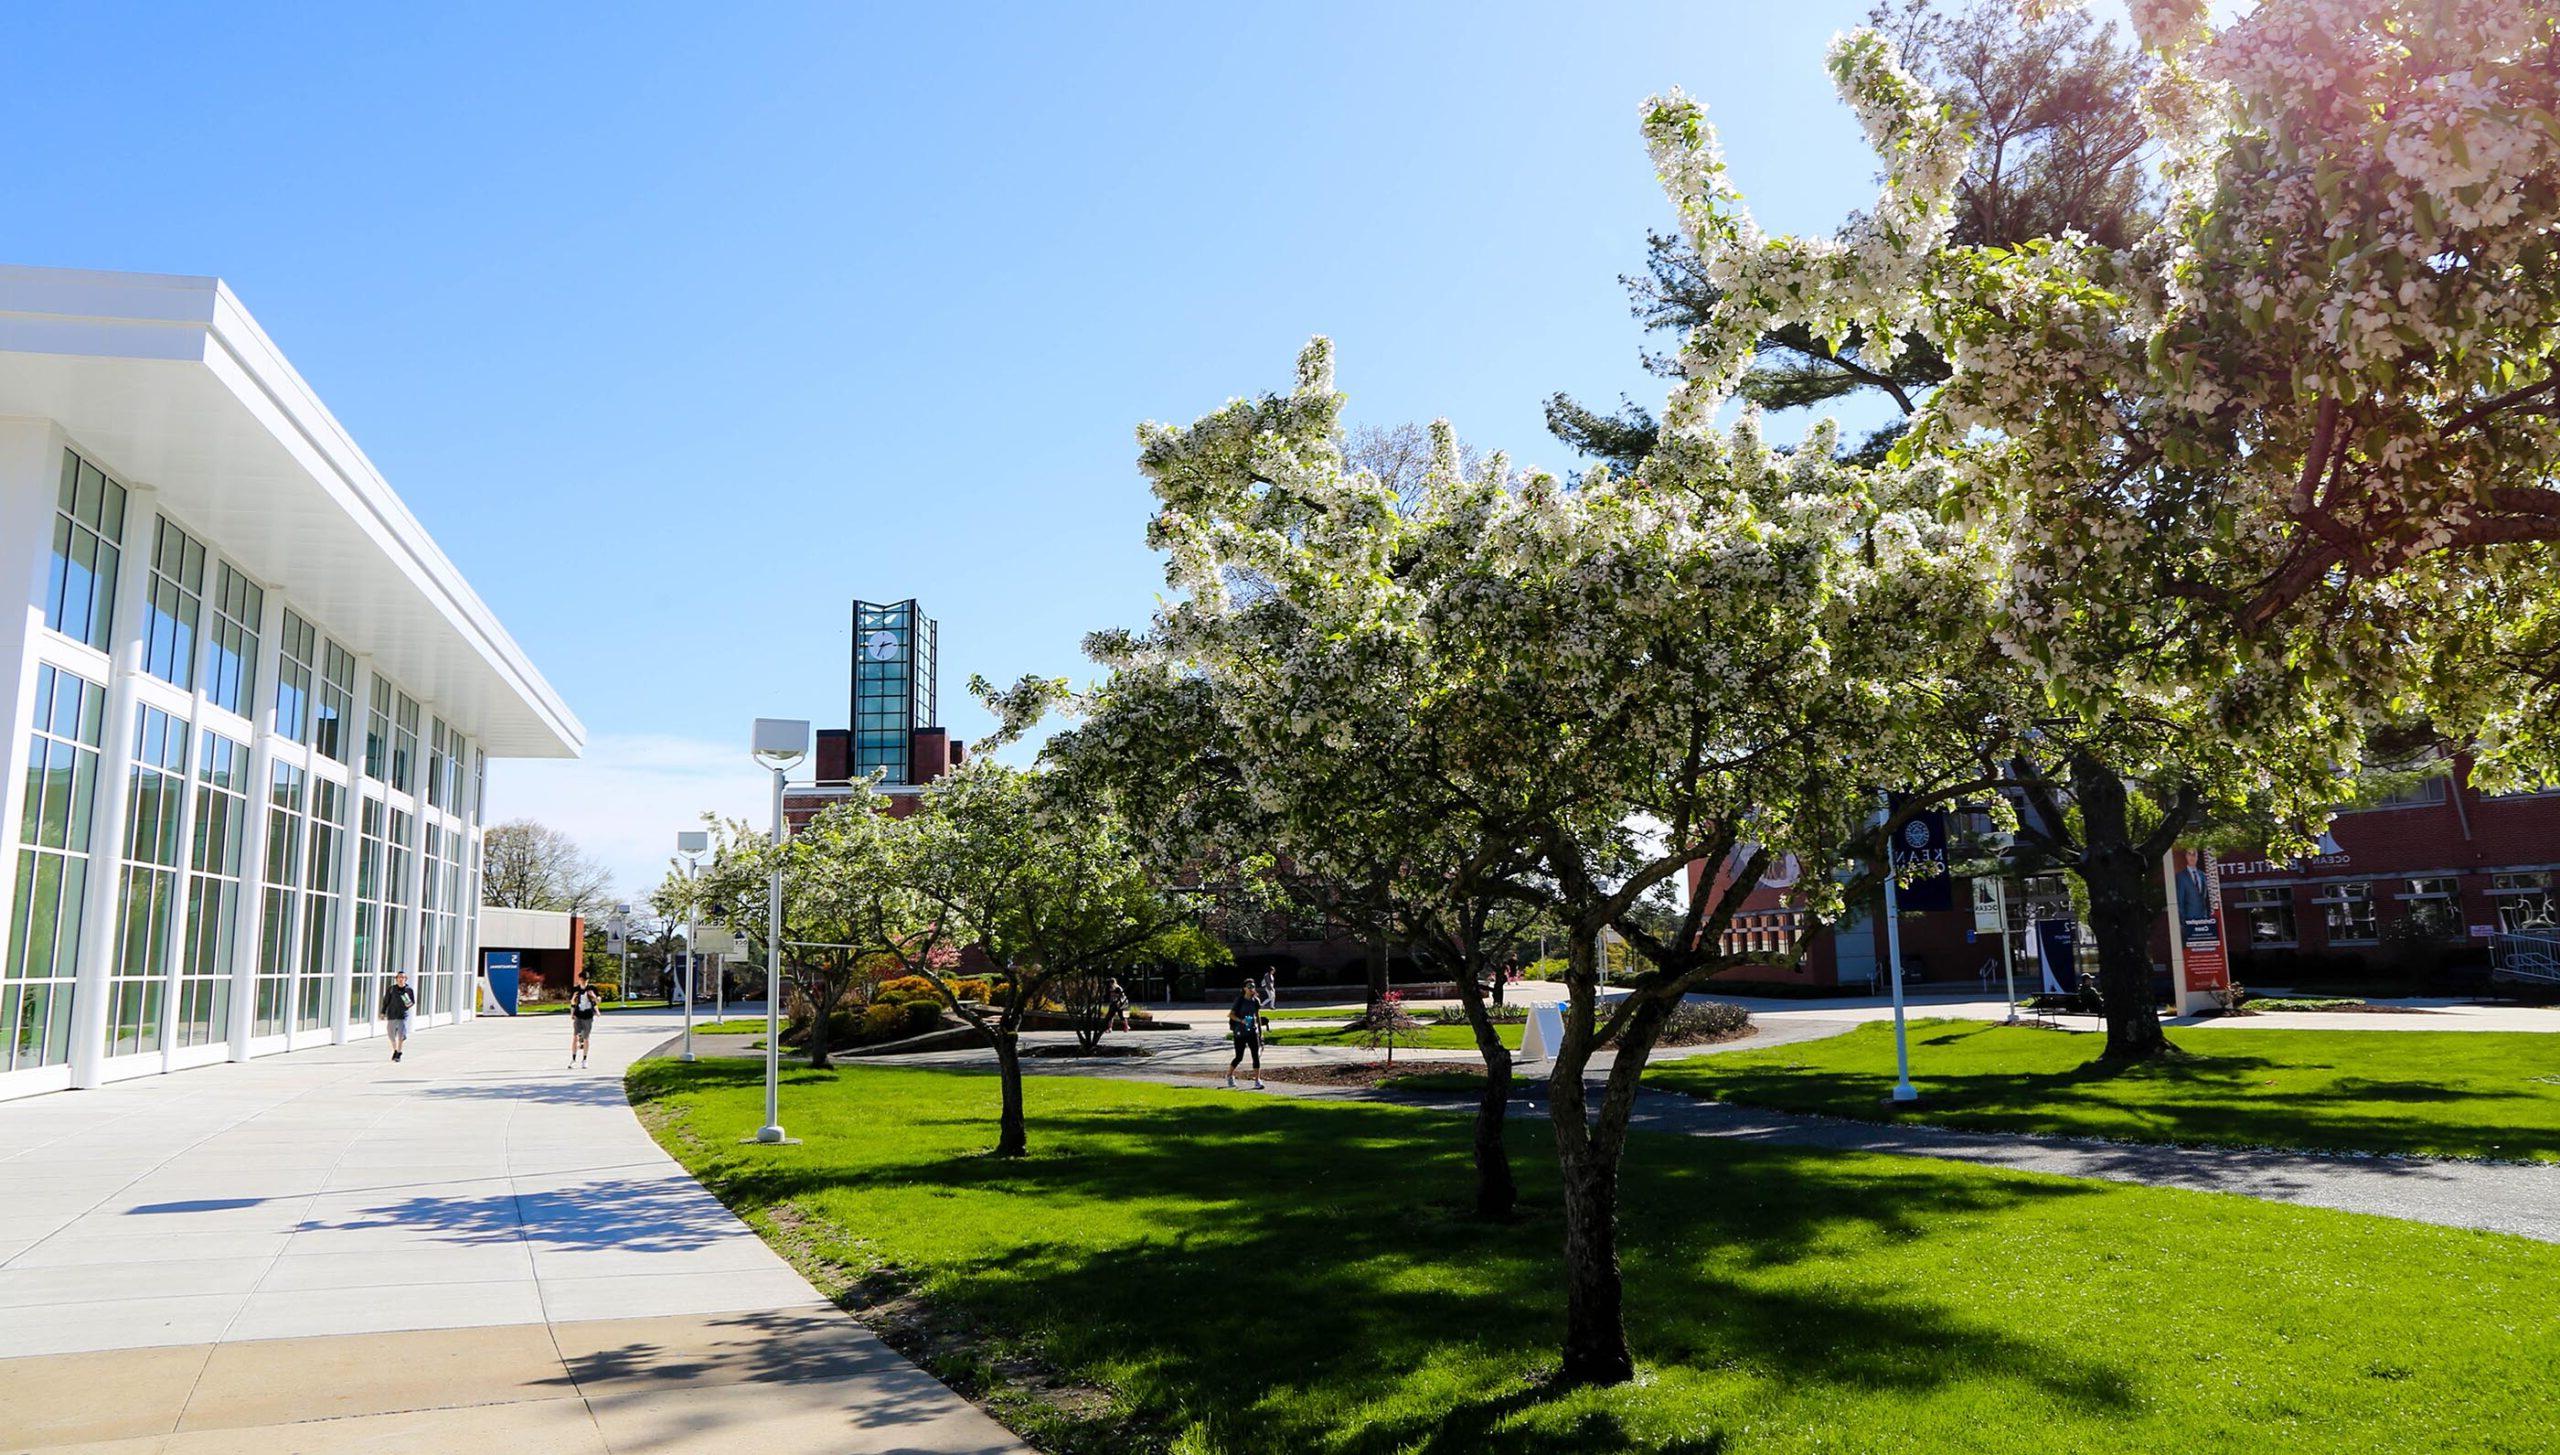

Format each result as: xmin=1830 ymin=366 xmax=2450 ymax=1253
xmin=43 ymin=450 xmax=127 ymax=651
xmin=2318 ymin=882 xmax=2378 ymax=943
xmin=418 ymin=824 xmax=447 ymax=1018
xmin=297 ymin=779 xmax=345 ymax=1033
xmin=314 ymin=642 xmax=356 ymax=764
xmin=365 ymin=677 xmax=391 ymax=781
xmin=109 ymin=706 xmax=190 ymax=1058
xmin=143 ymin=517 xmax=207 ymax=689
xmin=202 ymin=564 xmax=263 ymax=717
xmin=2399 ymin=876 xmax=2462 ymax=940
xmin=2368 ymin=776 xmax=2449 ymax=809
xmin=255 ymin=762 xmax=306 ymax=1038
xmin=392 ymin=694 xmax=420 ymax=795
xmin=2490 ymin=872 xmax=2557 ymax=933
xmin=427 ymin=717 xmax=453 ymax=814
xmin=274 ymin=611 xmax=317 ymax=745
xmin=5 ymin=666 xmax=107 ymax=1071
xmin=2234 ymin=886 xmax=2297 ymax=946
xmin=472 ymin=749 xmax=487 ymax=820
xmin=352 ymin=798 xmax=393 ymax=1023
xmin=179 ymin=732 xmax=249 ymax=1049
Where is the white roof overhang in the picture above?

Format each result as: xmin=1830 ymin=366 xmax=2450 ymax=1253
xmin=0 ymin=266 xmax=581 ymax=759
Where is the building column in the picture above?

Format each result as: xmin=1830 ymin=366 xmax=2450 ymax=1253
xmin=327 ymin=775 xmax=361 ymax=1043
xmin=67 ymin=484 xmax=158 ymax=1089
xmin=225 ymin=584 xmax=286 ymax=1062
xmin=157 ymin=695 xmax=202 ymax=1073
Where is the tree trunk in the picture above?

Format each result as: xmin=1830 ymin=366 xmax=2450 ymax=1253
xmin=804 ymin=980 xmax=834 ymax=1070
xmin=2071 ymin=755 xmax=2176 ymax=1061
xmin=1470 ymin=1064 xmax=1516 ymax=1219
xmin=993 ymin=1032 xmax=1028 ymax=1156
xmin=1557 ymin=1151 xmax=1633 ymax=1386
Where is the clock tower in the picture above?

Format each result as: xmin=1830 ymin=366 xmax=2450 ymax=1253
xmin=848 ymin=598 xmax=937 ymax=786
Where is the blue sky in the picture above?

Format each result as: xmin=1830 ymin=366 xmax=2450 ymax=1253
xmin=1 ymin=2 xmax=1977 ymax=893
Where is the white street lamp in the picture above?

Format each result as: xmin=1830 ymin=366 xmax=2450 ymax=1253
xmin=676 ymin=829 xmax=710 ymax=1063
xmin=749 ymin=718 xmax=809 ymax=1145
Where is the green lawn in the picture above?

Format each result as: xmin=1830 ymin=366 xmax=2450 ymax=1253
xmin=1646 ymin=1020 xmax=2560 ymax=1162
xmin=517 ymin=997 xmax=672 ymax=1015
xmin=694 ymin=1017 xmax=769 ymax=1035
xmin=1259 ymin=1014 xmax=1523 ymax=1052
xmin=629 ymin=1059 xmax=2560 ymax=1454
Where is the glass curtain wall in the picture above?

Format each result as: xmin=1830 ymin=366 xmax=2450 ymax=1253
xmin=44 ymin=452 xmax=126 ymax=651
xmin=254 ymin=762 xmax=305 ymax=1037
xmin=202 ymin=566 xmax=262 ymax=716
xmin=418 ymin=824 xmax=449 ymax=1019
xmin=5 ymin=666 xmax=106 ymax=1071
xmin=107 ymin=706 xmax=189 ymax=1058
xmin=295 ymin=778 xmax=345 ymax=1033
xmin=142 ymin=518 xmax=205 ymax=689
xmin=178 ymin=733 xmax=247 ymax=1048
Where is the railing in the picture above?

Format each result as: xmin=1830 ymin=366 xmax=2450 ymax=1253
xmin=2490 ymin=930 xmax=2560 ymax=985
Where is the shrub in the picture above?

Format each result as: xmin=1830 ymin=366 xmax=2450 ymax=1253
xmin=1604 ymin=1000 xmax=1751 ymax=1047
xmin=1431 ymin=1003 xmax=1527 ymax=1025
xmin=874 ymin=976 xmax=942 ymax=1006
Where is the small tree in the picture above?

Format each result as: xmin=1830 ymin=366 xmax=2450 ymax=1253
xmin=692 ymin=794 xmax=907 ymax=1070
xmin=878 ymin=760 xmax=1202 ymax=1157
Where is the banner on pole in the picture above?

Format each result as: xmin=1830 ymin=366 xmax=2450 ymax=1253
xmin=1885 ymin=795 xmax=1953 ymax=913
xmin=2165 ymin=847 xmax=2230 ymax=1006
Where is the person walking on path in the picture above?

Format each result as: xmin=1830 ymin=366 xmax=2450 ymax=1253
xmin=1107 ymin=979 xmax=1130 ymax=1032
xmin=1226 ymin=982 xmax=1265 ymax=1090
xmin=569 ymin=978 xmax=602 ymax=1068
xmin=379 ymin=971 xmax=417 ymax=1062
xmin=1259 ymin=967 xmax=1278 ymax=1008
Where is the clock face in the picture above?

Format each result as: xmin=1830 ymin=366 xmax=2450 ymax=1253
xmin=867 ymin=630 xmax=900 ymax=662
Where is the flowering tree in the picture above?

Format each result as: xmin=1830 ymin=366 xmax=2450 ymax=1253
xmin=1644 ymin=0 xmax=2560 ymax=787
xmin=1056 ymin=337 xmax=1992 ymax=1385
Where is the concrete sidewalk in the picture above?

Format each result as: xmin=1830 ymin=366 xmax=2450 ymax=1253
xmin=0 ymin=1010 xmax=1024 ymax=1454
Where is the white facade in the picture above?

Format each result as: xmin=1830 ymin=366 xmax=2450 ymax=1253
xmin=0 ymin=266 xmax=582 ymax=1101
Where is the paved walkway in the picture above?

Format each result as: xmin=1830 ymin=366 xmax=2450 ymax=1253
xmin=0 ymin=1010 xmax=1024 ymax=1455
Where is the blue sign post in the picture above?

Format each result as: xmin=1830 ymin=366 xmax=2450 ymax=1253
xmin=484 ymin=950 xmax=522 ymax=1016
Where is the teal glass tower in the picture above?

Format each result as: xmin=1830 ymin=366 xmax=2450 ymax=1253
xmin=850 ymin=599 xmax=936 ymax=786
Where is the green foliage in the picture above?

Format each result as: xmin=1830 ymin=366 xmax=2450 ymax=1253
xmin=630 ymin=1062 xmax=2560 ymax=1453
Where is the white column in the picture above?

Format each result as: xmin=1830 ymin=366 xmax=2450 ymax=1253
xmin=67 ymin=485 xmax=158 ymax=1089
xmin=225 ymin=584 xmax=286 ymax=1061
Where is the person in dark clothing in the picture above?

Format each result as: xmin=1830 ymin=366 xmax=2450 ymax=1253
xmin=1225 ymin=983 xmax=1264 ymax=1090
xmin=569 ymin=977 xmax=602 ymax=1067
xmin=379 ymin=972 xmax=417 ymax=1062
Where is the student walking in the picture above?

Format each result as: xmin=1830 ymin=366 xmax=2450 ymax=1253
xmin=1106 ymin=979 xmax=1130 ymax=1032
xmin=1226 ymin=982 xmax=1265 ymax=1090
xmin=379 ymin=971 xmax=417 ymax=1062
xmin=569 ymin=978 xmax=602 ymax=1068
xmin=1258 ymin=967 xmax=1278 ymax=1008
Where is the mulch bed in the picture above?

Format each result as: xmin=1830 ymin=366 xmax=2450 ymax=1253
xmin=1024 ymin=1043 xmax=1155 ymax=1059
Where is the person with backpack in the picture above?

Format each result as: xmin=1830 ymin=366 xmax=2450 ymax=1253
xmin=569 ymin=977 xmax=602 ymax=1068
xmin=379 ymin=971 xmax=417 ymax=1062
xmin=1225 ymin=981 xmax=1265 ymax=1090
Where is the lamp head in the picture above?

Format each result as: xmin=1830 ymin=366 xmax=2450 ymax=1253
xmin=676 ymin=829 xmax=710 ymax=857
xmin=752 ymin=717 xmax=811 ymax=770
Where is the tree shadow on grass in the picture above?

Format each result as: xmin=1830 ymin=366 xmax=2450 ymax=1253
xmin=637 ymin=1060 xmax=2139 ymax=1454
xmin=1652 ymin=1021 xmax=2560 ymax=1162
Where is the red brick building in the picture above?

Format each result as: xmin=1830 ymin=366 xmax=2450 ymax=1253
xmin=1693 ymin=771 xmax=2560 ymax=994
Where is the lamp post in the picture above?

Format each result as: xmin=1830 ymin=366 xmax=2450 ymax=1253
xmin=1877 ymin=792 xmax=1919 ymax=1103
xmin=750 ymin=718 xmax=809 ymax=1145
xmin=676 ymin=829 xmax=709 ymax=1063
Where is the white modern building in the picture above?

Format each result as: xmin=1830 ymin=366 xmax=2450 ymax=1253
xmin=0 ymin=266 xmax=582 ymax=1101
